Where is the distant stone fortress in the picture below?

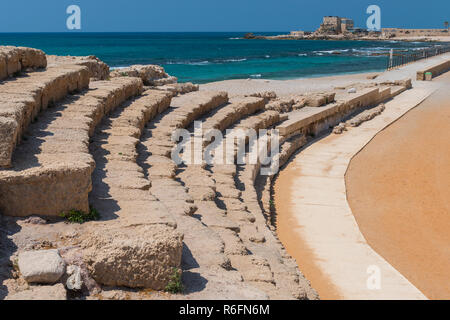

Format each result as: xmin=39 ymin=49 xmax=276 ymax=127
xmin=296 ymin=16 xmax=449 ymax=37
xmin=245 ymin=16 xmax=449 ymax=40
xmin=315 ymin=16 xmax=355 ymax=34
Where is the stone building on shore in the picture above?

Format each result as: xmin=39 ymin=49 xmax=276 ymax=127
xmin=315 ymin=16 xmax=355 ymax=35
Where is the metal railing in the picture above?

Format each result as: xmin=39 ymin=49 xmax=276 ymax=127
xmin=387 ymin=45 xmax=450 ymax=70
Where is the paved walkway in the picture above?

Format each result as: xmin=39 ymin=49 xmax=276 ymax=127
xmin=375 ymin=52 xmax=450 ymax=83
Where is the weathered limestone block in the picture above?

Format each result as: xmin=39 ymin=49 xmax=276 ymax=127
xmin=47 ymin=55 xmax=109 ymax=80
xmin=265 ymin=98 xmax=295 ymax=112
xmin=110 ymin=64 xmax=177 ymax=86
xmin=18 ymin=249 xmax=66 ymax=284
xmin=248 ymin=91 xmax=277 ymax=103
xmin=0 ymin=46 xmax=47 ymax=80
xmin=83 ymin=225 xmax=183 ymax=289
xmin=380 ymin=78 xmax=412 ymax=89
xmin=0 ymin=159 xmax=94 ymax=216
xmin=18 ymin=47 xmax=47 ymax=69
xmin=157 ymin=82 xmax=199 ymax=96
xmin=346 ymin=103 xmax=385 ymax=127
xmin=333 ymin=122 xmax=347 ymax=134
xmin=0 ymin=52 xmax=7 ymax=79
xmin=0 ymin=117 xmax=18 ymax=167
xmin=305 ymin=92 xmax=336 ymax=107
xmin=216 ymin=228 xmax=248 ymax=255
xmin=229 ymin=255 xmax=274 ymax=283
xmin=3 ymin=47 xmax=20 ymax=76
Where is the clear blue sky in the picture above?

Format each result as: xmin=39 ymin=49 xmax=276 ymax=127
xmin=1 ymin=0 xmax=449 ymax=32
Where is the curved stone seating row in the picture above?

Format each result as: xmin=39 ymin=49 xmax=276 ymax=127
xmin=232 ymin=83 xmax=414 ymax=299
xmin=139 ymin=91 xmax=274 ymax=298
xmin=170 ymin=104 xmax=317 ymax=298
xmin=142 ymin=91 xmax=228 ymax=179
xmin=208 ymin=109 xmax=285 ymax=165
xmin=86 ymin=89 xmax=183 ymax=290
xmin=243 ymin=85 xmax=412 ymax=222
xmin=0 ymin=46 xmax=47 ymax=81
xmin=247 ymin=133 xmax=307 ymax=217
xmin=276 ymin=84 xmax=409 ymax=139
xmin=0 ymin=77 xmax=143 ymax=217
xmin=202 ymin=96 xmax=265 ymax=133
xmin=0 ymin=65 xmax=90 ymax=167
xmin=206 ymin=111 xmax=316 ymax=299
xmin=47 ymin=55 xmax=110 ymax=80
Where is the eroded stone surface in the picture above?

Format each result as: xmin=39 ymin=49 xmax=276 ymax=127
xmin=18 ymin=249 xmax=66 ymax=284
xmin=83 ymin=225 xmax=183 ymax=289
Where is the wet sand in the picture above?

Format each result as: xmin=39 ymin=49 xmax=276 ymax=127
xmin=346 ymin=73 xmax=450 ymax=300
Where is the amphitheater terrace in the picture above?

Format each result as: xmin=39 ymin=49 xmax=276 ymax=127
xmin=1 ymin=45 xmax=449 ymax=300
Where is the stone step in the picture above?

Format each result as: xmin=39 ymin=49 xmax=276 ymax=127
xmin=0 ymin=64 xmax=91 ymax=167
xmin=136 ymin=90 xmax=270 ymax=295
xmin=0 ymin=46 xmax=47 ymax=81
xmin=172 ymin=102 xmax=304 ymax=298
xmin=276 ymin=85 xmax=409 ymax=138
xmin=84 ymin=87 xmax=187 ymax=291
xmin=0 ymin=77 xmax=143 ymax=217
xmin=205 ymin=110 xmax=284 ymax=165
xmin=46 ymin=54 xmax=109 ymax=80
xmin=90 ymin=88 xmax=174 ymax=227
xmin=202 ymin=96 xmax=266 ymax=133
xmin=199 ymin=106 xmax=317 ymax=298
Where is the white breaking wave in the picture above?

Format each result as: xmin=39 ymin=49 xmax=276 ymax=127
xmin=221 ymin=58 xmax=247 ymax=62
xmin=166 ymin=60 xmax=211 ymax=65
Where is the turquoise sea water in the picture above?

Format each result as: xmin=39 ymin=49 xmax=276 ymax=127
xmin=0 ymin=32 xmax=440 ymax=83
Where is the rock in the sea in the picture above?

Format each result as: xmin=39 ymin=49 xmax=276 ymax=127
xmin=66 ymin=265 xmax=83 ymax=291
xmin=18 ymin=249 xmax=66 ymax=284
xmin=6 ymin=284 xmax=67 ymax=300
xmin=82 ymin=224 xmax=183 ymax=290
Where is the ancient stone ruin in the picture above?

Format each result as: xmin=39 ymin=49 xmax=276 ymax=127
xmin=0 ymin=46 xmax=410 ymax=300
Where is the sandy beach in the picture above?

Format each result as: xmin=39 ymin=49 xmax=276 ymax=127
xmin=346 ymin=71 xmax=450 ymax=300
xmin=201 ymin=72 xmax=378 ymax=96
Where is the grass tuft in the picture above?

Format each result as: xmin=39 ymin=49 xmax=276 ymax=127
xmin=60 ymin=206 xmax=99 ymax=224
xmin=165 ymin=268 xmax=183 ymax=294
